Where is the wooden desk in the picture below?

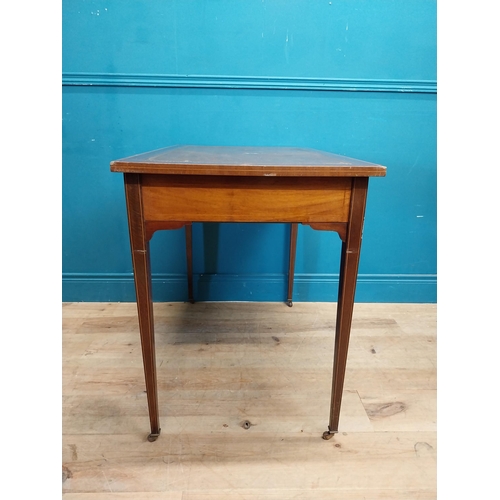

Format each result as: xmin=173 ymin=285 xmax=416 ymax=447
xmin=111 ymin=145 xmax=386 ymax=441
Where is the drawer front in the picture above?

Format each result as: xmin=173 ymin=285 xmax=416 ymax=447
xmin=141 ymin=175 xmax=352 ymax=223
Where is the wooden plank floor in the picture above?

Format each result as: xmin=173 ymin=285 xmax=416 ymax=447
xmin=62 ymin=302 xmax=436 ymax=499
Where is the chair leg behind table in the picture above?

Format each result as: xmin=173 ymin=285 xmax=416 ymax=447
xmin=323 ymin=177 xmax=369 ymax=440
xmin=287 ymin=223 xmax=298 ymax=306
xmin=124 ymin=173 xmax=161 ymax=442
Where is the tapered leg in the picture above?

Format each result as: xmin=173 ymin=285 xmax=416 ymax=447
xmin=185 ymin=223 xmax=194 ymax=303
xmin=287 ymin=223 xmax=298 ymax=307
xmin=323 ymin=177 xmax=369 ymax=440
xmin=124 ymin=174 xmax=161 ymax=442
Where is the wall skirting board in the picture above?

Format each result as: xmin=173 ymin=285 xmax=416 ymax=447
xmin=62 ymin=273 xmax=437 ymax=304
xmin=62 ymin=72 xmax=436 ymax=94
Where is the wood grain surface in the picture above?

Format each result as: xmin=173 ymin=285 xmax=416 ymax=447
xmin=141 ymin=175 xmax=352 ymax=223
xmin=63 ymin=302 xmax=436 ymax=498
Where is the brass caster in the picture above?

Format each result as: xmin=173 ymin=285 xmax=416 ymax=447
xmin=147 ymin=430 xmax=161 ymax=442
xmin=322 ymin=430 xmax=335 ymax=440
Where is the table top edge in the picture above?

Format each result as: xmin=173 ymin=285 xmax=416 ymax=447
xmin=110 ymin=146 xmax=386 ymax=177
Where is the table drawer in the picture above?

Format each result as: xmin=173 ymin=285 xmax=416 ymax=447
xmin=141 ymin=175 xmax=352 ymax=223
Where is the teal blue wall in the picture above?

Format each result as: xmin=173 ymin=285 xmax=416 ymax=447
xmin=62 ymin=0 xmax=437 ymax=303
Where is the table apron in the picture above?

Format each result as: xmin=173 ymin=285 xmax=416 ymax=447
xmin=141 ymin=174 xmax=353 ymax=223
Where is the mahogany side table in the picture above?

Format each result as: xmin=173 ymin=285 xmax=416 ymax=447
xmin=110 ymin=145 xmax=386 ymax=441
